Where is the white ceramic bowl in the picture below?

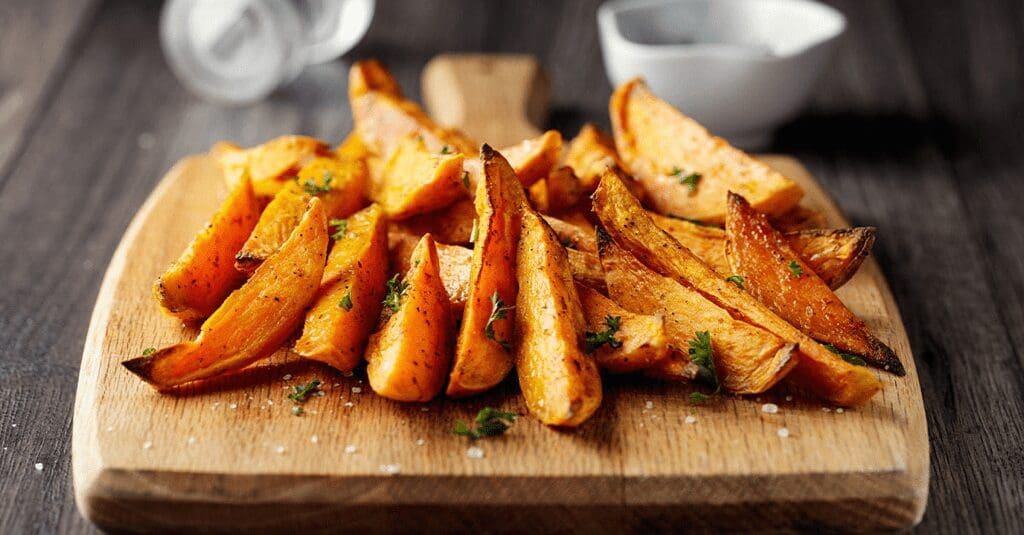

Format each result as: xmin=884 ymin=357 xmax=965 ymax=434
xmin=598 ymin=0 xmax=845 ymax=148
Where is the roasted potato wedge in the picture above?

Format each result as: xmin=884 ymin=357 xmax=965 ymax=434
xmin=366 ymin=234 xmax=454 ymax=402
xmin=577 ymin=284 xmax=671 ymax=374
xmin=610 ymin=78 xmax=803 ymax=223
xmin=598 ymin=227 xmax=796 ymax=393
xmin=124 ymin=199 xmax=329 ymax=388
xmin=374 ymin=135 xmax=467 ymax=219
xmin=515 ymin=208 xmax=602 ymax=426
xmin=392 ymin=197 xmax=476 ymax=245
xmin=236 ymin=156 xmax=367 ymax=273
xmin=543 ymin=214 xmax=597 ymax=253
xmin=294 ymin=204 xmax=389 ymax=372
xmin=389 ymin=230 xmax=472 ymax=317
xmin=448 ymin=145 xmax=526 ymax=397
xmin=649 ymin=212 xmax=875 ymax=289
xmin=500 ymin=130 xmax=562 ymax=187
xmin=154 ymin=175 xmax=261 ymax=322
xmin=725 ymin=193 xmax=903 ymax=375
xmin=564 ymin=123 xmax=620 ymax=191
xmin=771 ymin=205 xmax=827 ymax=232
xmin=568 ymin=249 xmax=606 ymax=292
xmin=528 ymin=166 xmax=584 ymax=214
xmin=216 ymin=135 xmax=332 ymax=197
xmin=593 ymin=170 xmax=881 ymax=406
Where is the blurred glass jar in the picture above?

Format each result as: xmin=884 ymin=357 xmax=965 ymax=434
xmin=161 ymin=0 xmax=375 ymax=105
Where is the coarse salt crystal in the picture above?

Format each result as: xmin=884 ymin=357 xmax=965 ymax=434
xmin=187 ymin=437 xmax=195 ymax=445
xmin=836 ymin=408 xmax=844 ymax=414
xmin=267 ymin=399 xmax=274 ymax=406
xmin=761 ymin=403 xmax=779 ymax=414
xmin=344 ymin=445 xmax=357 ymax=454
xmin=344 ymin=401 xmax=354 ymax=408
xmin=283 ymin=374 xmax=292 ymax=380
xmin=351 ymin=387 xmax=362 ymax=394
xmin=777 ymin=428 xmax=790 ymax=438
xmin=466 ymin=446 xmax=484 ymax=459
xmin=420 ymin=407 xmax=430 ymax=412
xmin=380 ymin=463 xmax=401 ymax=475
xmin=275 ymin=446 xmax=285 ymax=454
xmin=785 ymin=395 xmax=793 ymax=401
xmin=11 ymin=424 xmax=16 ymax=428
xmin=142 ymin=441 xmax=152 ymax=450
xmin=645 ymin=400 xmax=654 ymax=409
xmin=684 ymin=415 xmax=697 ymax=425
xmin=229 ymin=403 xmax=238 ymax=410
xmin=106 ymin=426 xmax=113 ymax=433
xmin=310 ymin=435 xmax=318 ymax=444
xmin=821 ymin=407 xmax=831 ymax=412
xmin=415 ymin=439 xmax=425 ymax=446
xmin=34 ymin=463 xmax=43 ymax=471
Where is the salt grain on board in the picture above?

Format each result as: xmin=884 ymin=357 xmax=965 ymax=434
xmin=142 ymin=441 xmax=152 ymax=450
xmin=275 ymin=446 xmax=286 ymax=454
xmin=684 ymin=415 xmax=697 ymax=425
xmin=351 ymin=387 xmax=362 ymax=394
xmin=344 ymin=445 xmax=357 ymax=454
xmin=761 ymin=403 xmax=779 ymax=414
xmin=836 ymin=408 xmax=845 ymax=414
xmin=645 ymin=400 xmax=654 ymax=409
xmin=380 ymin=463 xmax=401 ymax=475
xmin=778 ymin=428 xmax=790 ymax=438
xmin=415 ymin=439 xmax=425 ymax=446
xmin=283 ymin=374 xmax=292 ymax=380
xmin=310 ymin=435 xmax=319 ymax=444
xmin=344 ymin=401 xmax=354 ymax=408
xmin=466 ymin=447 xmax=484 ymax=459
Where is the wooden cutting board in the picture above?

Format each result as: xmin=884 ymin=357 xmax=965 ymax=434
xmin=72 ymin=55 xmax=928 ymax=533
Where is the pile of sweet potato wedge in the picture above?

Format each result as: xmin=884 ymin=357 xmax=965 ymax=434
xmin=124 ymin=60 xmax=903 ymax=427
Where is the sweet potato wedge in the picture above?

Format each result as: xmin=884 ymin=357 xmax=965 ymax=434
xmin=577 ymin=284 xmax=671 ymax=374
xmin=392 ymin=197 xmax=476 ymax=245
xmin=124 ymin=199 xmax=329 ymax=388
xmin=216 ymin=135 xmax=332 ymax=197
xmin=447 ymin=145 xmax=526 ymax=397
xmin=564 ymin=123 xmax=620 ymax=191
xmin=389 ymin=229 xmax=472 ymax=317
xmin=543 ymin=215 xmax=597 ymax=253
xmin=598 ymin=227 xmax=796 ymax=393
xmin=527 ymin=166 xmax=584 ymax=214
xmin=154 ymin=175 xmax=261 ymax=322
xmin=500 ymin=130 xmax=562 ymax=187
xmin=609 ymin=78 xmax=803 ymax=223
xmin=335 ymin=132 xmax=372 ymax=162
xmin=374 ymin=135 xmax=466 ymax=219
xmin=649 ymin=212 xmax=875 ymax=290
xmin=568 ymin=249 xmax=606 ymax=293
xmin=294 ymin=204 xmax=389 ymax=372
xmin=235 ymin=156 xmax=367 ymax=273
xmin=725 ymin=193 xmax=904 ymax=375
xmin=365 ymin=234 xmax=454 ymax=402
xmin=593 ymin=170 xmax=881 ymax=406
xmin=515 ymin=208 xmax=602 ymax=426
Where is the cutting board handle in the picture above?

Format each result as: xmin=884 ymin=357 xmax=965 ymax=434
xmin=421 ymin=54 xmax=549 ymax=148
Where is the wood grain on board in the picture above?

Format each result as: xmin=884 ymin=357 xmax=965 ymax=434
xmin=72 ymin=153 xmax=928 ymax=533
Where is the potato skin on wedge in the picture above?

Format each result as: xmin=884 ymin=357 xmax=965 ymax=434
xmin=448 ymin=145 xmax=525 ymax=397
xmin=366 ymin=234 xmax=454 ymax=402
xmin=515 ymin=208 xmax=602 ymax=427
xmin=125 ymin=199 xmax=329 ymax=388
xmin=598 ymin=229 xmax=796 ymax=393
xmin=593 ymin=170 xmax=881 ymax=406
xmin=294 ymin=204 xmax=389 ymax=372
xmin=154 ymin=175 xmax=261 ymax=322
xmin=609 ymin=78 xmax=802 ymax=223
xmin=725 ymin=193 xmax=904 ymax=375
xmin=236 ymin=156 xmax=367 ymax=273
xmin=577 ymin=284 xmax=672 ymax=374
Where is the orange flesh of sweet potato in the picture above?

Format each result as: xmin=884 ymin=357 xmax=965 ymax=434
xmin=528 ymin=166 xmax=584 ymax=214
xmin=335 ymin=132 xmax=372 ymax=162
xmin=515 ymin=208 xmax=602 ymax=426
xmin=235 ymin=156 xmax=368 ymax=273
xmin=725 ymin=193 xmax=904 ymax=375
xmin=216 ymin=135 xmax=332 ymax=197
xmin=365 ymin=234 xmax=454 ymax=402
xmin=543 ymin=215 xmax=597 ymax=253
xmin=564 ymin=123 xmax=621 ymax=191
xmin=392 ymin=197 xmax=476 ymax=245
xmin=375 ymin=135 xmax=467 ymax=219
xmin=609 ymin=78 xmax=803 ymax=223
xmin=648 ymin=212 xmax=875 ymax=290
xmin=500 ymin=130 xmax=562 ymax=187
xmin=294 ymin=204 xmax=390 ymax=372
xmin=598 ymin=229 xmax=796 ymax=393
xmin=593 ymin=170 xmax=881 ymax=406
xmin=447 ymin=146 xmax=526 ymax=397
xmin=124 ymin=199 xmax=329 ymax=388
xmin=389 ymin=229 xmax=472 ymax=317
xmin=577 ymin=284 xmax=671 ymax=374
xmin=154 ymin=175 xmax=261 ymax=322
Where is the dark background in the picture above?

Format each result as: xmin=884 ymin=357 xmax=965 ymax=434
xmin=1 ymin=0 xmax=1022 ymax=532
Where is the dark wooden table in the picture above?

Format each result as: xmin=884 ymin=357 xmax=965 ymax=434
xmin=2 ymin=0 xmax=1022 ymax=532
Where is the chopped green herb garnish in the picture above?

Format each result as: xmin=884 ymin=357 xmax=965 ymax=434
xmin=329 ymin=218 xmax=348 ymax=240
xmin=788 ymin=260 xmax=803 ymax=278
xmin=440 ymin=145 xmax=452 ymax=155
xmin=462 ymin=171 xmax=470 ymax=189
xmin=382 ymin=274 xmax=408 ymax=312
xmin=484 ymin=291 xmax=514 ymax=351
xmin=287 ymin=379 xmax=321 ymax=402
xmin=453 ymin=407 xmax=517 ymax=439
xmin=824 ymin=343 xmax=866 ymax=366
xmin=339 ymin=288 xmax=353 ymax=311
xmin=689 ymin=391 xmax=711 ymax=405
xmin=297 ymin=171 xmax=333 ymax=196
xmin=688 ymin=331 xmax=720 ymax=393
xmin=725 ymin=275 xmax=745 ymax=289
xmin=142 ymin=347 xmax=156 ymax=356
xmin=670 ymin=167 xmax=701 ymax=193
xmin=584 ymin=315 xmax=622 ymax=353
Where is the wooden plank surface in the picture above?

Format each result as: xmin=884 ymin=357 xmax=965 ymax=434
xmin=2 ymin=0 xmax=1023 ymax=533
xmin=72 ymin=152 xmax=926 ymax=532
